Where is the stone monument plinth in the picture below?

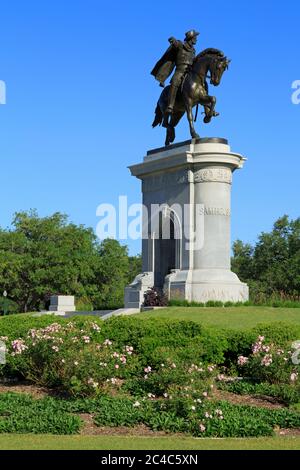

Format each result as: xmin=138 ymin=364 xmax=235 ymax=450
xmin=49 ymin=295 xmax=76 ymax=314
xmin=125 ymin=138 xmax=249 ymax=308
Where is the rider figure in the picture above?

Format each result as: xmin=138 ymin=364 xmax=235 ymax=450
xmin=151 ymin=30 xmax=200 ymax=121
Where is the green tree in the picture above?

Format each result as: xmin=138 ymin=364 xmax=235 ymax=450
xmin=128 ymin=255 xmax=142 ymax=283
xmin=93 ymin=239 xmax=130 ymax=309
xmin=232 ymin=215 xmax=300 ymax=299
xmin=0 ymin=211 xmax=134 ymax=312
xmin=0 ymin=211 xmax=98 ymax=312
xmin=232 ymin=240 xmax=254 ymax=281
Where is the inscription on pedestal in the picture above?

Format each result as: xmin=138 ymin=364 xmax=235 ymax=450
xmin=194 ymin=168 xmax=232 ymax=184
xmin=143 ymin=170 xmax=190 ymax=192
xmin=199 ymin=207 xmax=231 ymax=217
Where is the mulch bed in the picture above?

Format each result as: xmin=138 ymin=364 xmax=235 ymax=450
xmin=79 ymin=414 xmax=171 ymax=436
xmin=0 ymin=380 xmax=52 ymax=398
xmin=214 ymin=389 xmax=284 ymax=409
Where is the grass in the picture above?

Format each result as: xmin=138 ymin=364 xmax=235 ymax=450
xmin=137 ymin=307 xmax=300 ymax=330
xmin=2 ymin=307 xmax=300 ymax=331
xmin=0 ymin=435 xmax=299 ymax=450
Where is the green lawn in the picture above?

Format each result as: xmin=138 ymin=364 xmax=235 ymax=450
xmin=137 ymin=307 xmax=300 ymax=330
xmin=0 ymin=435 xmax=299 ymax=450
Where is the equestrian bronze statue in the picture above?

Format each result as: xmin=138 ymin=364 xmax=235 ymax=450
xmin=151 ymin=30 xmax=230 ymax=146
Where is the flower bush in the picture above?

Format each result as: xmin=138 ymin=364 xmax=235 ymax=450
xmin=0 ymin=315 xmax=300 ymax=438
xmin=4 ymin=320 xmax=141 ymax=396
xmin=237 ymin=335 xmax=300 ymax=386
xmin=125 ymin=360 xmax=217 ymax=400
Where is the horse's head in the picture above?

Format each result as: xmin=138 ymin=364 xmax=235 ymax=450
xmin=209 ymin=56 xmax=231 ymax=87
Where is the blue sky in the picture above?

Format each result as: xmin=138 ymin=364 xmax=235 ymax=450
xmin=0 ymin=0 xmax=299 ymax=255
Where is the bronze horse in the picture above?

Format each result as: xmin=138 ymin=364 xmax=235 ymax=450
xmin=152 ymin=49 xmax=230 ymax=146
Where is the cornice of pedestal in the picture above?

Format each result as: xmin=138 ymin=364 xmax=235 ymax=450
xmin=188 ymin=151 xmax=246 ymax=170
xmin=129 ymin=138 xmax=247 ymax=179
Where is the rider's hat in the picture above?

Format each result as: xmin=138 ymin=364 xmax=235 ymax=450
xmin=185 ymin=30 xmax=200 ymax=40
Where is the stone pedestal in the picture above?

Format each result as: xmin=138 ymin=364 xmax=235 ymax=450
xmin=125 ymin=138 xmax=249 ymax=308
xmin=49 ymin=295 xmax=76 ymax=313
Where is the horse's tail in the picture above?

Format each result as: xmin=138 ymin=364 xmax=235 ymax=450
xmin=152 ymin=103 xmax=163 ymax=128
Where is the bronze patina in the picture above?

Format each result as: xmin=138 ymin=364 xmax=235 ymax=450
xmin=151 ymin=30 xmax=230 ymax=146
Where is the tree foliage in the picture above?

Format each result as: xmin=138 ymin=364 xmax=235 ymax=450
xmin=232 ymin=216 xmax=300 ymax=299
xmin=0 ymin=211 xmax=140 ymax=312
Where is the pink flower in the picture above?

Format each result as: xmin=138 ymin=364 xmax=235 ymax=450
xmin=144 ymin=366 xmax=152 ymax=373
xmin=115 ymin=364 xmax=120 ymax=369
xmin=252 ymin=342 xmax=263 ymax=354
xmin=125 ymin=346 xmax=134 ymax=355
xmin=92 ymin=323 xmax=101 ymax=332
xmin=104 ymin=339 xmax=112 ymax=346
xmin=28 ymin=329 xmax=37 ymax=339
xmin=261 ymin=354 xmax=273 ymax=367
xmin=199 ymin=424 xmax=206 ymax=433
xmin=82 ymin=336 xmax=90 ymax=344
xmin=238 ymin=356 xmax=249 ymax=366
xmin=202 ymin=392 xmax=208 ymax=397
xmin=290 ymin=372 xmax=298 ymax=382
xmin=11 ymin=339 xmax=28 ymax=355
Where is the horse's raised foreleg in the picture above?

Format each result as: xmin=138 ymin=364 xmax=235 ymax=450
xmin=185 ymin=99 xmax=200 ymax=140
xmin=201 ymin=95 xmax=217 ymax=123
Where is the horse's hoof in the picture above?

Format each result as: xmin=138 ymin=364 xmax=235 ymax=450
xmin=204 ymin=116 xmax=211 ymax=124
